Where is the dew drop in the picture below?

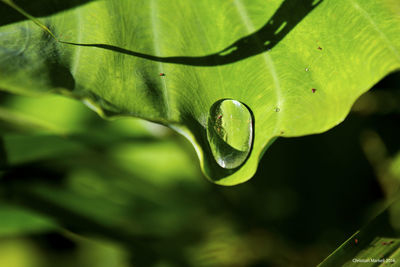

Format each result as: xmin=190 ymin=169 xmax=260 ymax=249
xmin=207 ymin=99 xmax=254 ymax=169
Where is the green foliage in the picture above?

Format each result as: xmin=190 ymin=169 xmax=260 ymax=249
xmin=319 ymin=198 xmax=400 ymax=267
xmin=1 ymin=0 xmax=399 ymax=184
xmin=0 ymin=0 xmax=400 ymax=266
xmin=0 ymin=204 xmax=56 ymax=236
xmin=0 ymin=87 xmax=399 ymax=266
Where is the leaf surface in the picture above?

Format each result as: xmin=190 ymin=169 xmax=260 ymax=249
xmin=1 ymin=0 xmax=399 ymax=184
xmin=319 ymin=199 xmax=400 ymax=267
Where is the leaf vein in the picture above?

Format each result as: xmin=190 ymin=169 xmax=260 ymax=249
xmin=150 ymin=0 xmax=170 ymax=118
xmin=350 ymin=0 xmax=400 ymax=62
xmin=232 ymin=0 xmax=283 ymax=134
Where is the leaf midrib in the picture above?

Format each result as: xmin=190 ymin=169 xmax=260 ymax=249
xmin=232 ymin=0 xmax=283 ymax=135
xmin=149 ymin=0 xmax=170 ymax=119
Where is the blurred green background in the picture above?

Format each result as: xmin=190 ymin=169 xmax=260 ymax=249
xmin=0 ymin=71 xmax=399 ymax=267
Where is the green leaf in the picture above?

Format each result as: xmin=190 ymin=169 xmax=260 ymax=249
xmin=318 ymin=199 xmax=400 ymax=266
xmin=0 ymin=203 xmax=57 ymax=236
xmin=1 ymin=137 xmax=206 ymax=257
xmin=0 ymin=0 xmax=399 ymax=184
xmin=0 ymin=106 xmax=67 ymax=135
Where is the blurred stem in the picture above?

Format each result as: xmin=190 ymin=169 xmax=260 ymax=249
xmin=352 ymin=90 xmax=400 ymax=115
xmin=0 ymin=137 xmax=7 ymax=170
xmin=0 ymin=106 xmax=66 ymax=135
xmin=360 ymin=130 xmax=400 ymax=198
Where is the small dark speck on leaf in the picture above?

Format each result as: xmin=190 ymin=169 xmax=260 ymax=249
xmin=159 ymin=73 xmax=166 ymax=76
xmin=312 ymin=88 xmax=317 ymax=93
xmin=280 ymin=131 xmax=284 ymax=134
xmin=318 ymin=46 xmax=322 ymax=50
xmin=382 ymin=242 xmax=387 ymax=245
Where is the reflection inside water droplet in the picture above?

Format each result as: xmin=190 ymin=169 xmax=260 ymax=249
xmin=207 ymin=99 xmax=254 ymax=169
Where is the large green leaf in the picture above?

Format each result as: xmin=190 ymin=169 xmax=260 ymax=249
xmin=0 ymin=0 xmax=399 ymax=184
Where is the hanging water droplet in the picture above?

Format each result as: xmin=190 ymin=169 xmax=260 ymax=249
xmin=207 ymin=99 xmax=254 ymax=169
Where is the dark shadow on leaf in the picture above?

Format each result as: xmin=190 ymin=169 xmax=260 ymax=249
xmin=42 ymin=32 xmax=76 ymax=91
xmin=61 ymin=0 xmax=323 ymax=66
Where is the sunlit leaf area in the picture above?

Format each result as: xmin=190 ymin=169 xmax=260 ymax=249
xmin=1 ymin=0 xmax=400 ymax=266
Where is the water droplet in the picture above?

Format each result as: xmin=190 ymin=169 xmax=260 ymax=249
xmin=274 ymin=107 xmax=280 ymax=112
xmin=305 ymin=67 xmax=309 ymax=72
xmin=207 ymin=99 xmax=253 ymax=169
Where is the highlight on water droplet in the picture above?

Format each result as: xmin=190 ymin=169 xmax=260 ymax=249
xmin=207 ymin=99 xmax=254 ymax=169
